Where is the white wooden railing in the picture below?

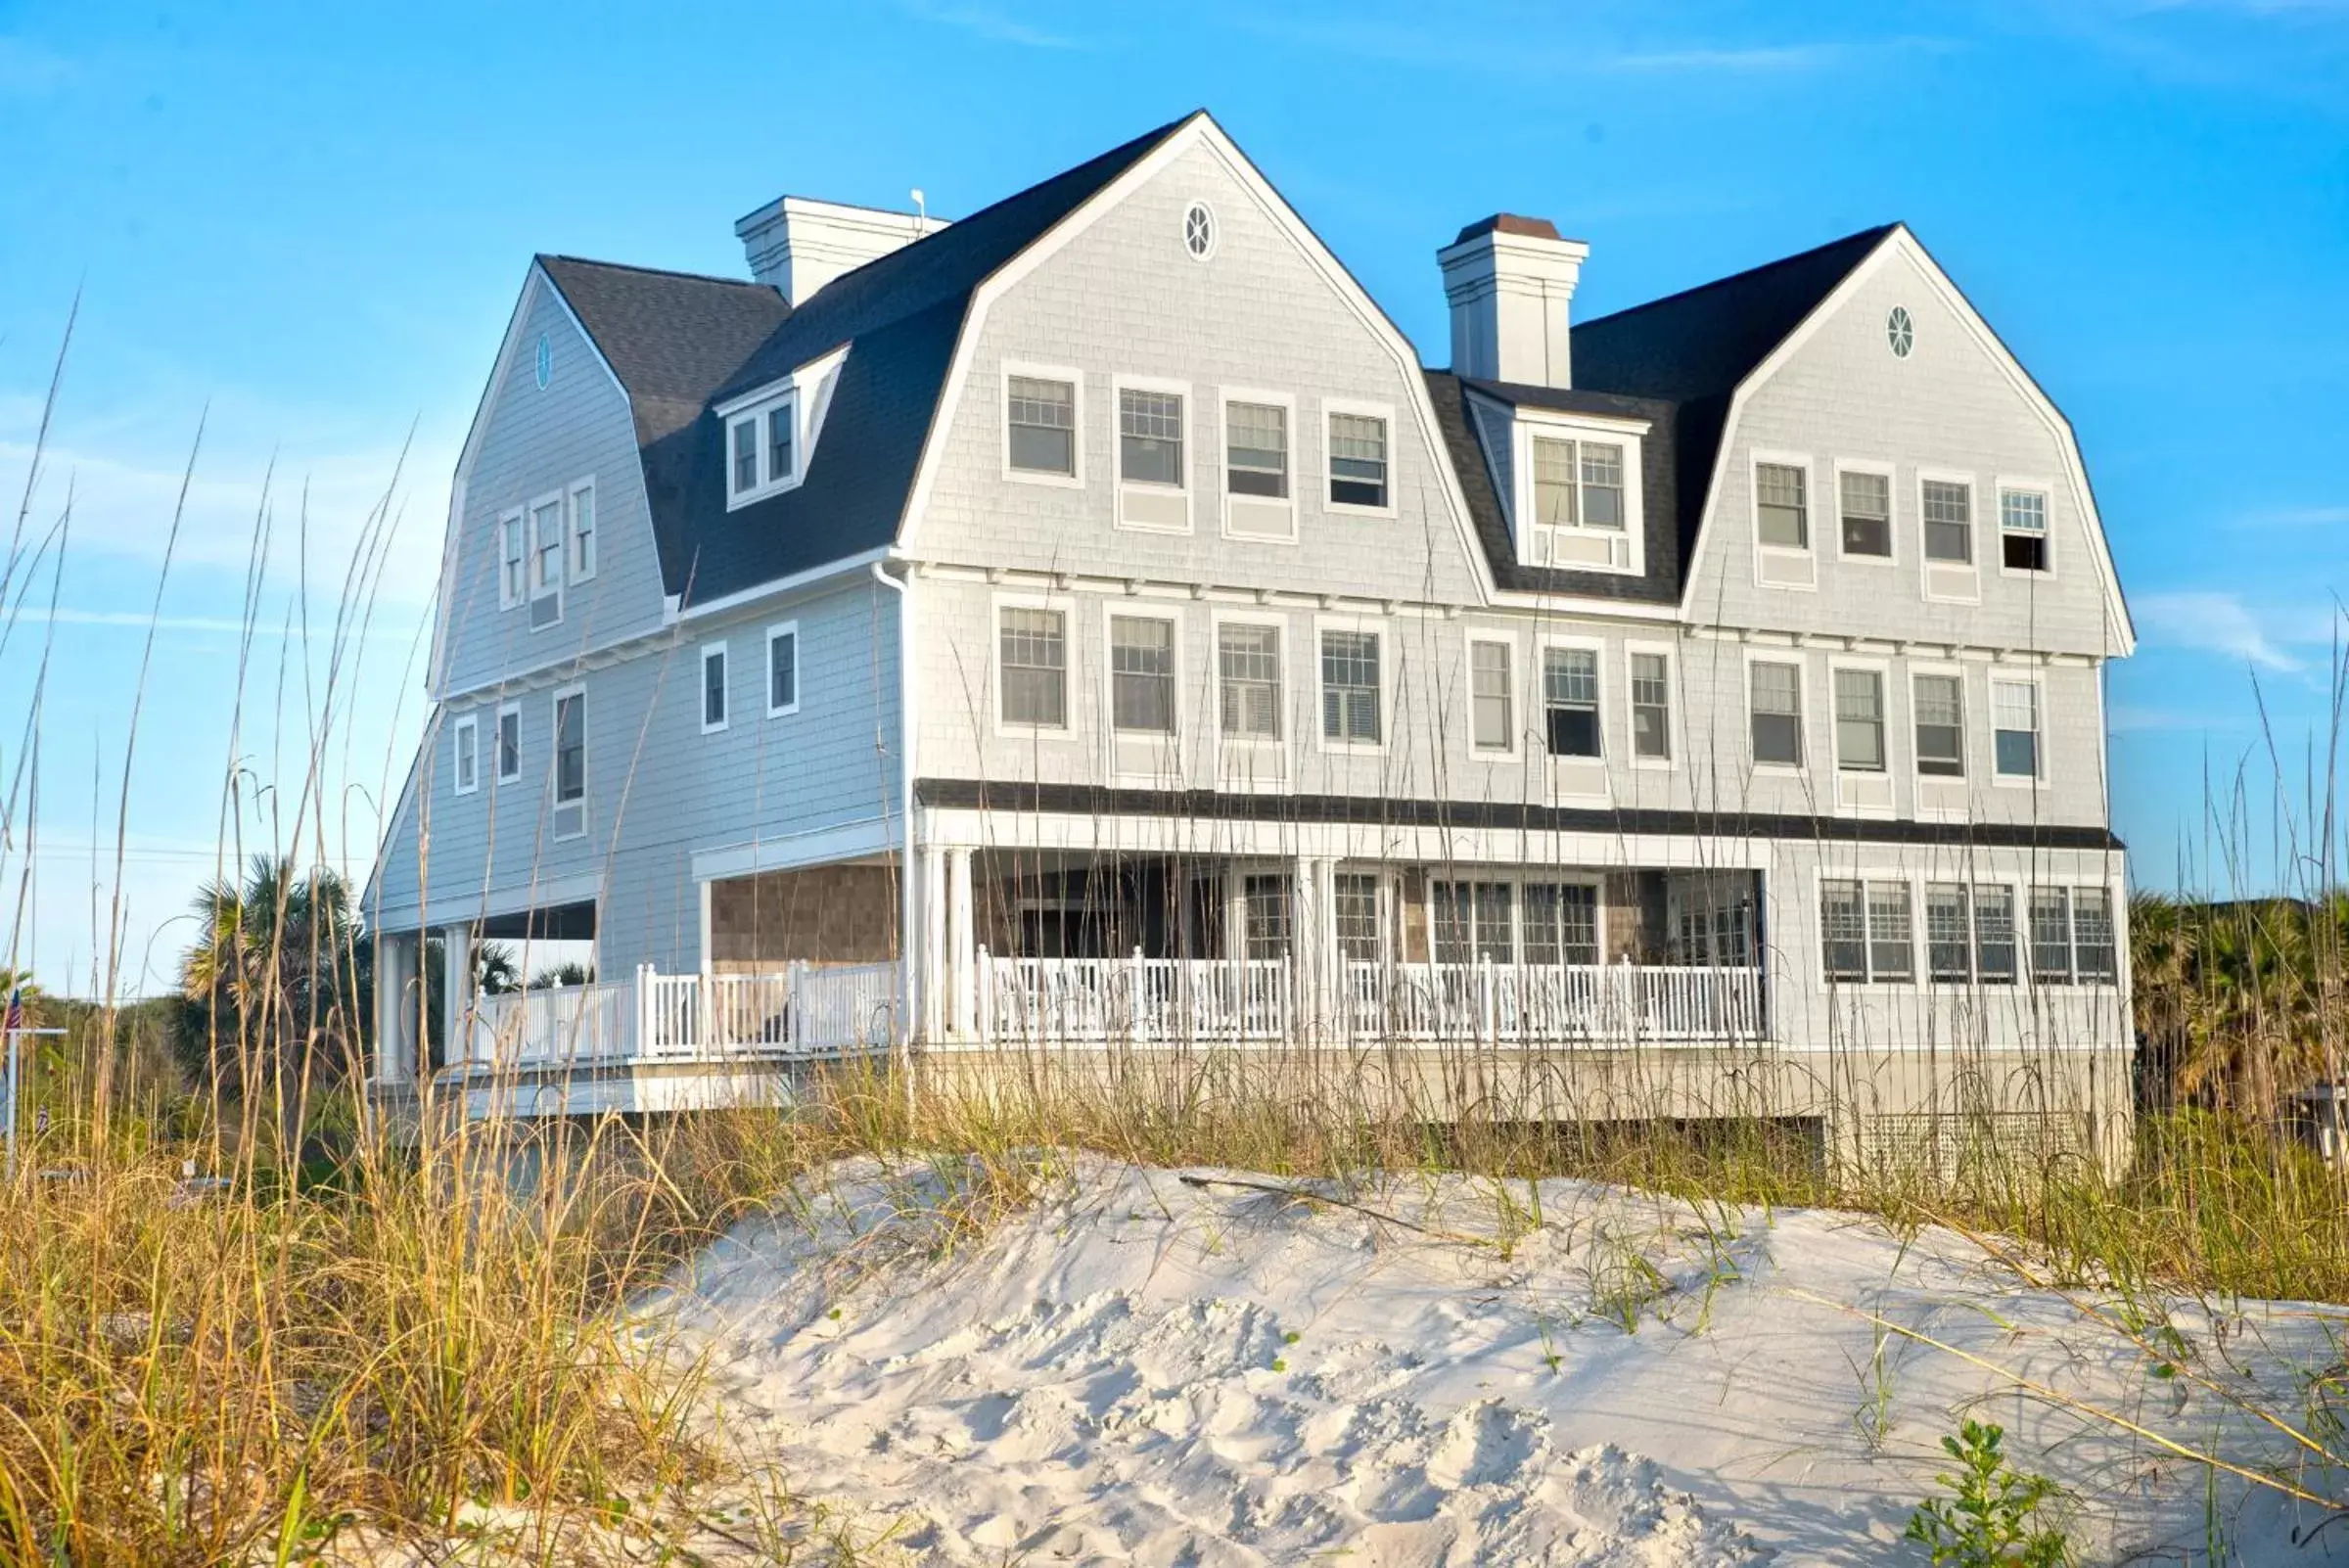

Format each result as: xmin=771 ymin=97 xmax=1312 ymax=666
xmin=975 ymin=950 xmax=1763 ymax=1046
xmin=457 ymin=961 xmax=899 ymax=1071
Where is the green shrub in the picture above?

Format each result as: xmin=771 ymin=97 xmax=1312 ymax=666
xmin=1905 ymin=1418 xmax=2069 ymax=1567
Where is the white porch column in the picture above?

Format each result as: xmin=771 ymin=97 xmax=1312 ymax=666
xmin=374 ymin=934 xmax=416 ymax=1086
xmin=441 ymin=923 xmax=473 ymax=1067
xmin=948 ymin=848 xmax=976 ymax=1038
xmin=1292 ymin=854 xmax=1318 ymax=1040
xmin=921 ymin=842 xmax=948 ymax=1043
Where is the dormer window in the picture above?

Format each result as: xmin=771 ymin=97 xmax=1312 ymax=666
xmin=1511 ymin=414 xmax=1645 ymax=574
xmin=725 ymin=390 xmax=799 ymax=508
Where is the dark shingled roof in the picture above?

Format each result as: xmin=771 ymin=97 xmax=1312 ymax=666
xmin=1433 ymin=224 xmax=1896 ymax=593
xmin=540 ymin=115 xmax=1196 ymax=605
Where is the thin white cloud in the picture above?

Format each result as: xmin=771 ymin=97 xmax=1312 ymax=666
xmin=4 ymin=605 xmax=420 ymax=643
xmin=2235 ymin=503 xmax=2349 ymax=529
xmin=2136 ymin=590 xmax=2325 ymax=671
xmin=898 ymin=0 xmax=1087 ymax=49
xmin=2108 ymin=703 xmax=2251 ymax=733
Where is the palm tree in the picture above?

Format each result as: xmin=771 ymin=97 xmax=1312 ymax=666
xmin=475 ymin=942 xmax=521 ymax=995
xmin=176 ymin=854 xmax=371 ymax=1141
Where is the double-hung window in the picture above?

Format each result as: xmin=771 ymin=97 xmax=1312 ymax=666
xmin=2073 ymin=888 xmax=2118 ymax=983
xmin=1470 ymin=639 xmax=1513 ymax=752
xmin=2001 ymin=488 xmax=2050 ymax=574
xmin=726 ymin=392 xmax=799 ymax=506
xmin=1218 ymin=623 xmax=1282 ymax=740
xmin=1007 ymin=375 xmax=1078 ymax=477
xmin=499 ymin=511 xmax=526 ymax=608
xmin=1225 ymin=401 xmax=1287 ymax=498
xmin=1542 ymin=646 xmax=1601 ymax=759
xmin=1000 ymin=607 xmax=1068 ymax=728
xmin=1320 ymin=629 xmax=1382 ymax=745
xmin=1913 ymin=673 xmax=1965 ymax=777
xmin=552 ymin=691 xmax=586 ymax=839
xmin=452 ymin=715 xmax=479 ymax=796
xmin=1833 ymin=669 xmax=1886 ymax=772
xmin=1749 ymin=660 xmax=1804 ymax=767
xmin=2030 ymin=887 xmax=2073 ymax=983
xmin=1327 ymin=411 xmax=1389 ymax=509
xmin=1974 ymin=885 xmax=2018 ymax=983
xmin=1820 ymin=879 xmax=1912 ymax=983
xmin=1109 ymin=616 xmax=1175 ymax=734
xmin=1991 ymin=677 xmax=2042 ymax=781
xmin=1925 ymin=884 xmax=1971 ymax=982
xmin=1630 ymin=652 xmax=1672 ymax=761
xmin=1922 ymin=480 xmax=1973 ymax=564
xmin=1119 ymin=389 xmax=1184 ymax=487
xmin=527 ymin=496 xmax=564 ymax=627
xmin=1532 ymin=437 xmax=1628 ymax=530
xmin=496 ymin=704 xmax=521 ymax=784
xmin=567 ymin=482 xmax=597 ymax=581
xmin=701 ymin=643 xmax=729 ymax=733
xmin=1756 ymin=462 xmax=1809 ymax=550
xmin=766 ymin=623 xmax=800 ymax=716
xmin=1839 ymin=469 xmax=1892 ymax=558
xmin=1334 ymin=873 xmax=1382 ymax=964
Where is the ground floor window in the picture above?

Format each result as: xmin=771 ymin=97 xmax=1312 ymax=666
xmin=1242 ymin=874 xmax=1291 ymax=961
xmin=1432 ymin=878 xmax=1600 ymax=967
xmin=1334 ymin=873 xmax=1381 ymax=964
xmin=1820 ymin=879 xmax=1912 ymax=983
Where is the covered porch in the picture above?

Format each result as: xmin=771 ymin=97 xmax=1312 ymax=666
xmin=919 ymin=848 xmax=1767 ymax=1048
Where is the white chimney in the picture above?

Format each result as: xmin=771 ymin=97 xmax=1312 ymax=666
xmin=1436 ymin=214 xmax=1589 ymax=390
xmin=733 ymin=196 xmax=944 ymax=306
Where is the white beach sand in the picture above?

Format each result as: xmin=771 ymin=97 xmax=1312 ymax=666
xmin=657 ymin=1156 xmax=2349 ymax=1565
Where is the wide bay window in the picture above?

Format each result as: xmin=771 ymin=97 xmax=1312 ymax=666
xmin=1820 ymin=878 xmax=1913 ymax=983
xmin=1000 ymin=607 xmax=1068 ymax=728
xmin=1543 ymin=646 xmax=1601 ymax=758
xmin=1109 ymin=616 xmax=1176 ymax=734
xmin=1320 ymin=629 xmax=1382 ymax=746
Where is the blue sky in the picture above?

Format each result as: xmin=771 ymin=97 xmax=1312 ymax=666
xmin=0 ymin=0 xmax=2344 ymax=994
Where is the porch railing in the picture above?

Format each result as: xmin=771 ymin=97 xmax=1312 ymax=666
xmin=460 ymin=960 xmax=899 ymax=1071
xmin=975 ymin=950 xmax=1763 ymax=1046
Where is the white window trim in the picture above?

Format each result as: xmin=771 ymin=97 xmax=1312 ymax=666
xmin=1995 ymin=474 xmax=2058 ymax=580
xmin=451 ymin=714 xmax=480 ymax=796
xmin=525 ymin=488 xmax=565 ymax=628
xmin=1321 ymin=396 xmax=1399 ymax=519
xmin=1812 ymin=867 xmax=1922 ymax=992
xmin=1622 ymin=638 xmax=1681 ymax=772
xmin=1462 ymin=628 xmax=1521 ymax=760
xmin=724 ymin=391 xmax=803 ymax=511
xmin=565 ymin=476 xmax=598 ymax=583
xmin=1000 ymin=360 xmax=1086 ymax=489
xmin=1907 ymin=661 xmax=1968 ymax=813
xmin=700 ymin=641 xmax=731 ymax=735
xmin=1103 ymin=603 xmax=1185 ymax=731
xmin=1743 ymin=647 xmax=1811 ymax=779
xmin=495 ymin=700 xmax=522 ymax=785
xmin=1829 ymin=456 xmax=1898 ymax=567
xmin=1511 ymin=410 xmax=1648 ymax=576
xmin=550 ymin=683 xmax=587 ymax=840
xmin=764 ymin=621 xmax=802 ymax=718
xmin=1825 ymin=654 xmax=1897 ymax=819
xmin=1749 ymin=449 xmax=1817 ymax=589
xmin=1109 ymin=373 xmax=1194 ymax=533
xmin=991 ymin=589 xmax=1079 ymax=740
xmin=496 ymin=507 xmax=526 ymax=611
xmin=1916 ymin=467 xmax=1981 ymax=604
xmin=1987 ymin=668 xmax=2049 ymax=789
xmin=1535 ymin=632 xmax=1611 ymax=790
xmin=1313 ymin=611 xmax=1391 ymax=756
xmin=1209 ymin=608 xmax=1290 ymax=781
xmin=1218 ymin=387 xmax=1298 ymax=542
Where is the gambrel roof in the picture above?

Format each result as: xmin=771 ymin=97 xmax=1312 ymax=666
xmin=536 ymin=115 xmax=1195 ymax=606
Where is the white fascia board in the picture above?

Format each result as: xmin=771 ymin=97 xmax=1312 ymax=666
xmin=713 ymin=342 xmax=851 ymax=420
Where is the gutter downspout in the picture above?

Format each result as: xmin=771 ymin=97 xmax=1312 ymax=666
xmin=869 ymin=560 xmax=917 ymax=1106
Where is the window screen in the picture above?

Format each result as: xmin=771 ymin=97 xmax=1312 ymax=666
xmin=1007 ymin=376 xmax=1076 ymax=475
xmin=1000 ymin=608 xmax=1067 ymax=727
xmin=1756 ymin=463 xmax=1808 ymax=549
xmin=1914 ymin=674 xmax=1964 ymax=777
xmin=1543 ymin=646 xmax=1600 ymax=758
xmin=1110 ymin=616 xmax=1175 ymax=733
xmin=1320 ymin=630 xmax=1381 ymax=742
xmin=1750 ymin=661 xmax=1803 ymax=766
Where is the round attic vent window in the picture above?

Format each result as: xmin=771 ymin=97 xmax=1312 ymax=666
xmin=1886 ymin=305 xmax=1914 ymax=359
xmin=1182 ymin=201 xmax=1218 ymax=260
xmin=534 ymin=334 xmax=553 ymax=389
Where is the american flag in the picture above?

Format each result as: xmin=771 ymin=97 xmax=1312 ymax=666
xmin=2 ymin=988 xmax=22 ymax=1035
